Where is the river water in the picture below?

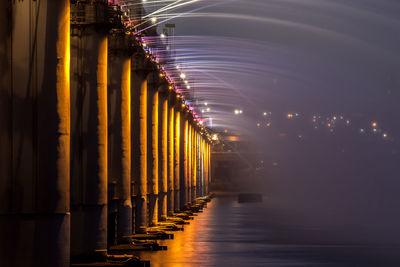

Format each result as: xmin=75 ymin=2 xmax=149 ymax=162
xmin=138 ymin=194 xmax=400 ymax=266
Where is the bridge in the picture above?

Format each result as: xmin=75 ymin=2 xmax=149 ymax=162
xmin=0 ymin=1 xmax=214 ymax=266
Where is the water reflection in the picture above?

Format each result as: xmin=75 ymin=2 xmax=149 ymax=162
xmin=138 ymin=195 xmax=400 ymax=266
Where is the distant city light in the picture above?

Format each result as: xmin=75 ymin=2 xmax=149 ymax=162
xmin=204 ymin=102 xmax=208 ymax=106
xmin=234 ymin=109 xmax=240 ymax=115
xmin=383 ymin=133 xmax=388 ymax=138
xmin=372 ymin=122 xmax=377 ymax=128
xmin=180 ymin=73 xmax=186 ymax=79
xmin=206 ymin=108 xmax=210 ymax=112
xmin=151 ymin=17 xmax=157 ymax=23
xmin=186 ymin=85 xmax=191 ymax=89
xmin=212 ymin=134 xmax=218 ymax=141
xmin=287 ymin=113 xmax=293 ymax=118
xmin=239 ymin=110 xmax=243 ymax=114
xmin=263 ymin=112 xmax=267 ymax=116
xmin=257 ymin=122 xmax=261 ymax=127
xmin=360 ymin=128 xmax=365 ymax=133
xmin=160 ymin=33 xmax=166 ymax=38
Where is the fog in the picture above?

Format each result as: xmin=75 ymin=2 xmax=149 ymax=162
xmin=145 ymin=0 xmax=400 ymax=246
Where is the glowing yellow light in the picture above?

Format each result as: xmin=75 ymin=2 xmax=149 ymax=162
xmin=212 ymin=134 xmax=218 ymax=141
xmin=180 ymin=73 xmax=186 ymax=79
xmin=287 ymin=113 xmax=293 ymax=118
xmin=151 ymin=17 xmax=157 ymax=23
xmin=383 ymin=133 xmax=388 ymax=138
xmin=372 ymin=122 xmax=377 ymax=127
xmin=168 ymin=85 xmax=173 ymax=90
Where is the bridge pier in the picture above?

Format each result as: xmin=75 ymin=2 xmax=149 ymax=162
xmin=0 ymin=1 xmax=71 ymax=267
xmin=70 ymin=17 xmax=109 ymax=259
xmin=147 ymin=72 xmax=159 ymax=226
xmin=108 ymin=31 xmax=133 ymax=244
xmin=167 ymin=102 xmax=175 ymax=214
xmin=174 ymin=109 xmax=181 ymax=211
xmin=158 ymin=90 xmax=169 ymax=220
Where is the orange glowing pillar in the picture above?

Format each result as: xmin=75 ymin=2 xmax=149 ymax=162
xmin=158 ymin=95 xmax=169 ymax=220
xmin=193 ymin=129 xmax=197 ymax=199
xmin=180 ymin=117 xmax=189 ymax=209
xmin=174 ymin=110 xmax=181 ymax=210
xmin=0 ymin=1 xmax=71 ymax=266
xmin=147 ymin=76 xmax=159 ymax=225
xmin=167 ymin=105 xmax=175 ymax=213
xmin=70 ymin=17 xmax=108 ymax=257
xmin=108 ymin=33 xmax=132 ymax=244
xmin=187 ymin=125 xmax=192 ymax=202
xmin=131 ymin=54 xmax=149 ymax=234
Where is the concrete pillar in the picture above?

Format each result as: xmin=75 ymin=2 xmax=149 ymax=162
xmin=179 ymin=116 xmax=188 ymax=209
xmin=0 ymin=1 xmax=71 ymax=266
xmin=201 ymin=138 xmax=206 ymax=196
xmin=208 ymin=143 xmax=212 ymax=189
xmin=108 ymin=32 xmax=132 ymax=244
xmin=205 ymin=142 xmax=208 ymax=193
xmin=70 ymin=19 xmax=108 ymax=258
xmin=131 ymin=54 xmax=148 ymax=233
xmin=147 ymin=72 xmax=159 ymax=226
xmin=167 ymin=103 xmax=175 ymax=214
xmin=174 ymin=110 xmax=181 ymax=211
xmin=187 ymin=125 xmax=192 ymax=202
xmin=158 ymin=91 xmax=168 ymax=220
xmin=193 ymin=130 xmax=198 ymax=199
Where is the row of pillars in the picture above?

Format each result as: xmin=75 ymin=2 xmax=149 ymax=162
xmin=0 ymin=1 xmax=212 ymax=267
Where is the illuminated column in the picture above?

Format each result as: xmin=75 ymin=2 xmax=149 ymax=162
xmin=158 ymin=90 xmax=169 ymax=220
xmin=0 ymin=2 xmax=70 ymax=266
xmin=167 ymin=97 xmax=175 ymax=214
xmin=180 ymin=115 xmax=188 ymax=209
xmin=187 ymin=125 xmax=192 ymax=202
xmin=70 ymin=6 xmax=108 ymax=257
xmin=147 ymin=72 xmax=159 ymax=226
xmin=174 ymin=109 xmax=181 ymax=211
xmin=204 ymin=141 xmax=209 ymax=195
xmin=108 ymin=32 xmax=132 ymax=244
xmin=209 ymin=143 xmax=212 ymax=188
xmin=199 ymin=137 xmax=204 ymax=197
xmin=131 ymin=53 xmax=149 ymax=234
xmin=194 ymin=130 xmax=197 ymax=197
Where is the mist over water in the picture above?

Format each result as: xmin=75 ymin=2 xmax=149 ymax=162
xmin=143 ymin=0 xmax=400 ymax=251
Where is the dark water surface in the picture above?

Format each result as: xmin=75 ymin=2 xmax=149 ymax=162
xmin=138 ymin=194 xmax=400 ymax=266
